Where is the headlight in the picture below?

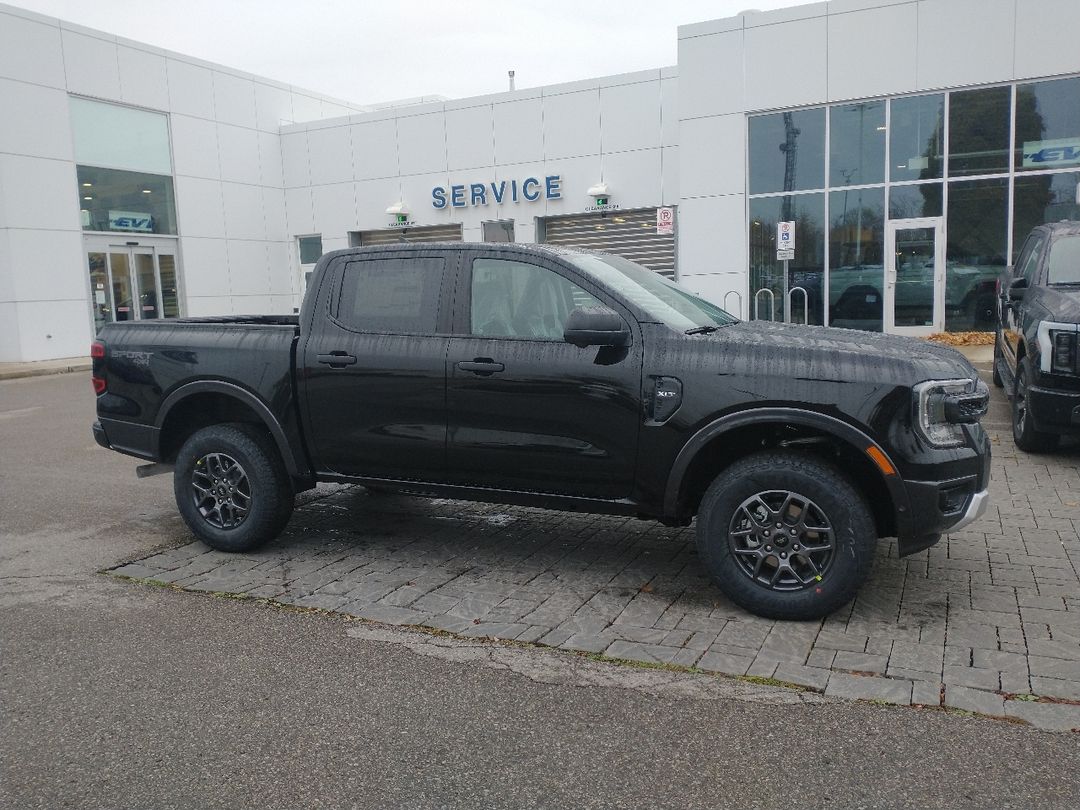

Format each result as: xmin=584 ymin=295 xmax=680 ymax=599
xmin=913 ymin=379 xmax=985 ymax=448
xmin=1051 ymin=330 xmax=1078 ymax=374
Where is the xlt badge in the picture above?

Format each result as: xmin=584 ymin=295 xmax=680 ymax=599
xmin=649 ymin=376 xmax=683 ymax=424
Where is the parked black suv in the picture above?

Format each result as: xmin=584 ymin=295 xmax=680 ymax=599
xmin=994 ymin=221 xmax=1080 ymax=451
xmin=92 ymin=244 xmax=991 ymax=620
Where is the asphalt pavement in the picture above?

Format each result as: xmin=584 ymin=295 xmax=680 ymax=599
xmin=2 ymin=371 xmax=1079 ymax=809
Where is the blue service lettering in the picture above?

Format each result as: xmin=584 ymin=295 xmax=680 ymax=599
xmin=430 ymin=175 xmax=562 ymax=208
xmin=521 ymin=177 xmax=541 ymax=201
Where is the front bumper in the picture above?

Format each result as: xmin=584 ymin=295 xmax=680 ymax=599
xmin=948 ymin=488 xmax=990 ymax=533
xmin=1028 ymin=384 xmax=1080 ymax=435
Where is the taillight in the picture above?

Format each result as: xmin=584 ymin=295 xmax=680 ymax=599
xmin=91 ymin=340 xmax=106 ymax=395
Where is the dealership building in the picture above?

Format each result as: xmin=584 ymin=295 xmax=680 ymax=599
xmin=1 ymin=0 xmax=1078 ymax=362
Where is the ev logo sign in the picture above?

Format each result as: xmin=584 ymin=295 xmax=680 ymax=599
xmin=1022 ymin=138 xmax=1080 ymax=168
xmin=108 ymin=210 xmax=153 ymax=233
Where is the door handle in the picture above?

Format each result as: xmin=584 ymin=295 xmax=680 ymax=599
xmin=317 ymin=351 xmax=357 ymax=368
xmin=456 ymin=358 xmax=504 ymax=376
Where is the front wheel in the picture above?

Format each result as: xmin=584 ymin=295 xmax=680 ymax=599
xmin=1012 ymin=357 xmax=1059 ymax=453
xmin=173 ymin=423 xmax=294 ymax=552
xmin=695 ymin=451 xmax=877 ymax=621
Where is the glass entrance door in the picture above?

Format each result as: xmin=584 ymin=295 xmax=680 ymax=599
xmin=85 ymin=238 xmax=180 ymax=331
xmin=884 ymin=217 xmax=944 ymax=335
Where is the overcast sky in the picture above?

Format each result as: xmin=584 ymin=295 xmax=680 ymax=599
xmin=9 ymin=0 xmax=813 ymax=105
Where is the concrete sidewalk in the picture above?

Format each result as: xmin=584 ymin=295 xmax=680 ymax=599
xmin=0 ymin=356 xmax=92 ymax=381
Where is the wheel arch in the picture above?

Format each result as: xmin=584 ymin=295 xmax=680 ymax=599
xmin=156 ymin=381 xmax=304 ymax=477
xmin=664 ymin=408 xmax=909 ymax=538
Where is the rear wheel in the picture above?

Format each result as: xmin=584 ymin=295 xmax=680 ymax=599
xmin=695 ymin=451 xmax=876 ymax=621
xmin=174 ymin=423 xmax=294 ymax=552
xmin=1012 ymin=357 xmax=1059 ymax=453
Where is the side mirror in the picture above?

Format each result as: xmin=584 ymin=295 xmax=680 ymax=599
xmin=1009 ymin=276 xmax=1028 ymax=300
xmin=564 ymin=306 xmax=630 ymax=348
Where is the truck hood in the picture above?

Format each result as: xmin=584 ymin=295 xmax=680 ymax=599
xmin=691 ymin=321 xmax=977 ymax=386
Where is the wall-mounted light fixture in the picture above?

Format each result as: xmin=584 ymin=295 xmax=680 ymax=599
xmin=385 ymin=201 xmax=411 ymax=224
xmin=586 ymin=182 xmax=610 ymax=207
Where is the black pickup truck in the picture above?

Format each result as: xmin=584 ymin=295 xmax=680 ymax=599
xmin=92 ymin=243 xmax=990 ymax=620
xmin=994 ymin=221 xmax=1080 ymax=451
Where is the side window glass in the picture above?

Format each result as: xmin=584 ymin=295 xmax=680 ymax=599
xmin=1019 ymin=236 xmax=1044 ymax=285
xmin=335 ymin=257 xmax=444 ymax=333
xmin=470 ymin=258 xmax=600 ymax=340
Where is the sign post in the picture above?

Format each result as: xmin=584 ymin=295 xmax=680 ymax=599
xmin=777 ymin=221 xmax=796 ymax=322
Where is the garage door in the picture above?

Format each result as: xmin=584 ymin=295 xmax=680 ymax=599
xmin=352 ymin=224 xmax=463 ymax=246
xmin=539 ymin=207 xmax=676 ymax=279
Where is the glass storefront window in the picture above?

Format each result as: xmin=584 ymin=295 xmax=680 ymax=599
xmin=828 ymin=188 xmax=885 ymax=331
xmin=830 ymin=101 xmax=885 ymax=187
xmin=946 ymin=178 xmax=1008 ymax=331
xmin=948 ymin=86 xmax=1011 ymax=178
xmin=748 ymin=108 xmax=826 ymax=195
xmin=1015 ymin=76 xmax=1080 ymax=172
xmin=77 ymin=165 xmax=177 ymax=235
xmin=69 ymin=97 xmax=172 ymax=175
xmin=299 ymin=235 xmax=323 ymax=264
xmin=889 ymin=94 xmax=944 ymax=182
xmin=748 ymin=194 xmax=825 ymax=325
xmin=1013 ymin=170 xmax=1080 ymax=260
xmin=888 ymin=183 xmax=942 ymax=219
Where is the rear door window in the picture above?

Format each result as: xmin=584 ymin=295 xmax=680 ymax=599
xmin=335 ymin=257 xmax=444 ymax=333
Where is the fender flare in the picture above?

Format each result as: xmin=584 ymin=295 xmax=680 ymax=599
xmin=155 ymin=380 xmax=304 ymax=477
xmin=663 ymin=407 xmax=910 ymax=531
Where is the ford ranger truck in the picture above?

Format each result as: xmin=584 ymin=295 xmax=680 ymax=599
xmin=92 ymin=243 xmax=991 ymax=620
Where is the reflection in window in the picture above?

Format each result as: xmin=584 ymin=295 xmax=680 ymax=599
xmin=827 ymin=188 xmax=885 ymax=331
xmin=299 ymin=235 xmax=323 ymax=264
xmin=1013 ymin=171 xmax=1080 ymax=260
xmin=77 ymin=166 xmax=177 ymax=235
xmin=946 ymin=178 xmax=1008 ymax=331
xmin=889 ymin=94 xmax=944 ymax=182
xmin=471 ymin=259 xmax=598 ymax=339
xmin=748 ymin=194 xmax=825 ymax=325
xmin=748 ymin=108 xmax=826 ymax=195
xmin=1015 ymin=76 xmax=1080 ymax=171
xmin=830 ymin=101 xmax=885 ymax=187
xmin=888 ymin=183 xmax=942 ymax=219
xmin=949 ymin=86 xmax=1011 ymax=177
xmin=1047 ymin=236 xmax=1080 ymax=285
xmin=336 ymin=258 xmax=444 ymax=333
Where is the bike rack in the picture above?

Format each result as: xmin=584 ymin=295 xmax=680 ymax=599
xmin=754 ymin=288 xmax=775 ymax=321
xmin=788 ymin=286 xmax=809 ymax=325
xmin=723 ymin=290 xmax=743 ymax=318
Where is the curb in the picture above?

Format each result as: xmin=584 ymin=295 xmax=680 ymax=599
xmin=0 ymin=361 xmax=92 ymax=381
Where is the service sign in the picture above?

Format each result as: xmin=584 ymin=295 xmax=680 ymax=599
xmin=1022 ymin=138 xmax=1080 ymax=168
xmin=109 ymin=210 xmax=153 ymax=232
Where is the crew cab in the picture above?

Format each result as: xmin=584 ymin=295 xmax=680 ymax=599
xmin=994 ymin=221 xmax=1080 ymax=451
xmin=92 ymin=243 xmax=991 ymax=620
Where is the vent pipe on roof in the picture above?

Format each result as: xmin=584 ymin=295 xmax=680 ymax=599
xmin=508 ymin=70 xmax=516 ymax=92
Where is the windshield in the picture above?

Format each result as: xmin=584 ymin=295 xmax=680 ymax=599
xmin=1047 ymin=235 xmax=1080 ymax=285
xmin=568 ymin=253 xmax=739 ymax=331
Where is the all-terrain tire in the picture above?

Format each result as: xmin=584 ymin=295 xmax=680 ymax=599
xmin=695 ymin=451 xmax=877 ymax=621
xmin=173 ymin=423 xmax=294 ymax=552
xmin=1012 ymin=357 xmax=1059 ymax=453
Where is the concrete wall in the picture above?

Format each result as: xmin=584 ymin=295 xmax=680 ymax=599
xmin=284 ymin=67 xmax=678 ymax=253
xmin=675 ymin=0 xmax=1080 ymax=319
xmin=0 ymin=1 xmax=364 ymax=361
